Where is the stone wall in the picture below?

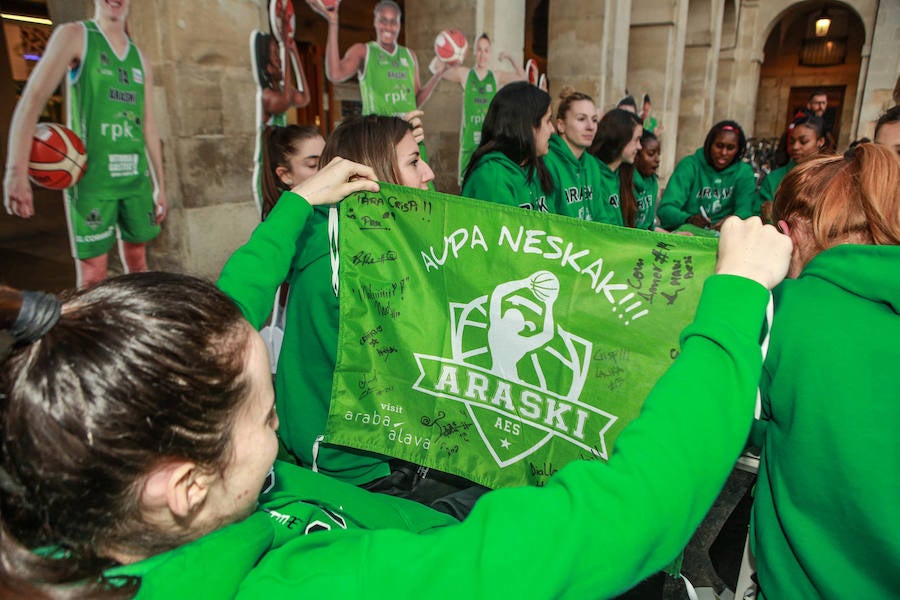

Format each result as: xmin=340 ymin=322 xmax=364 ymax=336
xmin=34 ymin=0 xmax=894 ymax=276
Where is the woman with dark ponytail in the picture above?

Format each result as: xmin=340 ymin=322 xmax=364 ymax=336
xmin=260 ymin=124 xmax=325 ymax=220
xmin=0 ymin=215 xmax=793 ymax=597
xmin=588 ymin=108 xmax=644 ymax=226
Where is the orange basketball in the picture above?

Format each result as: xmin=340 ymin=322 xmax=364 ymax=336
xmin=434 ymin=29 xmax=468 ymax=63
xmin=28 ymin=123 xmax=87 ymax=190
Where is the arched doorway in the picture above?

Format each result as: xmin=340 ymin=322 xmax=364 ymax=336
xmin=753 ymin=2 xmax=866 ymax=154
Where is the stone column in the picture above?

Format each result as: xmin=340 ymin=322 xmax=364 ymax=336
xmin=853 ymin=0 xmax=899 ymax=139
xmin=128 ymin=1 xmax=266 ymax=277
xmin=676 ymin=0 xmax=725 ymax=160
xmin=547 ymin=0 xmax=631 ymax=111
xmin=715 ymin=0 xmax=763 ymax=135
xmin=628 ymin=0 xmax=689 ymax=179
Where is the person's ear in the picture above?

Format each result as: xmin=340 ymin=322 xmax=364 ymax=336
xmin=817 ymin=138 xmax=825 ymax=149
xmin=142 ymin=461 xmax=215 ymax=519
xmin=275 ymin=165 xmax=293 ymax=187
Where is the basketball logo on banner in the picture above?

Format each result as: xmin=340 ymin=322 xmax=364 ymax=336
xmin=411 ymin=271 xmax=617 ymax=469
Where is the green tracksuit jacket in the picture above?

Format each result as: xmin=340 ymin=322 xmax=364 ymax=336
xmin=110 ymin=274 xmax=768 ymax=598
xmin=590 ymin=159 xmax=627 ymax=227
xmin=218 ymin=194 xmax=392 ymax=485
xmin=658 ymin=149 xmax=755 ymax=229
xmin=633 ymin=170 xmax=659 ymax=231
xmin=755 ymin=160 xmax=794 ymax=216
xmin=750 ymin=244 xmax=900 ymax=599
xmin=461 ymin=151 xmax=551 ymax=212
xmin=543 ymin=134 xmax=597 ymax=219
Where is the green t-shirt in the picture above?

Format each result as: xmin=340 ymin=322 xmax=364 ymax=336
xmin=542 ymin=134 xmax=591 ymax=219
xmin=68 ymin=20 xmax=150 ymax=195
xmin=359 ymin=42 xmax=417 ymax=117
xmin=459 ymin=69 xmax=496 ymax=182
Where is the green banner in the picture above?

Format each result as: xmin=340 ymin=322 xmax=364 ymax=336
xmin=328 ymin=184 xmax=718 ymax=490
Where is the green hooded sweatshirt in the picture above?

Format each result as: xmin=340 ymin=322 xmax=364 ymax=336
xmin=657 ymin=148 xmax=756 ymax=229
xmin=750 ymin=244 xmax=900 ymax=599
xmin=588 ymin=158 xmax=626 ymax=226
xmin=107 ymin=274 xmax=769 ymax=599
xmin=218 ymin=193 xmax=392 ymax=485
xmin=461 ymin=151 xmax=551 ymax=212
xmin=755 ymin=160 xmax=795 ymax=216
xmin=543 ymin=134 xmax=598 ymax=219
xmin=633 ymin=169 xmax=659 ymax=231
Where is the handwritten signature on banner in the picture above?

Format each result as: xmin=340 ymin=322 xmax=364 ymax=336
xmin=329 ymin=185 xmax=718 ymax=490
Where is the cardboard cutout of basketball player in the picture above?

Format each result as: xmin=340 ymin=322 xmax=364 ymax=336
xmin=308 ymin=0 xmax=446 ymax=117
xmin=250 ymin=0 xmax=311 ymax=215
xmin=440 ymin=33 xmax=526 ymax=182
xmin=3 ymin=0 xmax=166 ymax=289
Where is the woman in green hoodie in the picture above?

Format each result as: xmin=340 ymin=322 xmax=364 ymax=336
xmin=461 ymin=81 xmax=556 ymax=211
xmin=0 ymin=209 xmax=793 ymax=598
xmin=543 ymin=86 xmax=600 ymax=219
xmin=658 ymin=120 xmax=755 ymax=231
xmin=587 ymin=108 xmax=644 ymax=226
xmin=755 ymin=114 xmax=826 ymax=222
xmin=750 ymin=143 xmax=900 ymax=599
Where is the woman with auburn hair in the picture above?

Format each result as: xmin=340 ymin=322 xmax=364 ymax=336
xmin=749 ymin=143 xmax=900 ymax=599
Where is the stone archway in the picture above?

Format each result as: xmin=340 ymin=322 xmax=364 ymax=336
xmin=753 ymin=2 xmax=867 ymax=151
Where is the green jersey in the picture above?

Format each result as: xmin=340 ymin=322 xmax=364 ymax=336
xmin=459 ymin=69 xmax=496 ymax=182
xmin=751 ymin=245 xmax=900 ymax=598
xmin=219 ymin=194 xmax=392 ymax=484
xmin=633 ymin=170 xmax=659 ymax=230
xmin=68 ymin=20 xmax=150 ymax=195
xmin=359 ymin=42 xmax=417 ymax=117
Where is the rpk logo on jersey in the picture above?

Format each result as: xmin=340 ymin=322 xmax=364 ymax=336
xmin=101 ymin=120 xmax=136 ymax=142
xmin=412 ymin=271 xmax=617 ymax=468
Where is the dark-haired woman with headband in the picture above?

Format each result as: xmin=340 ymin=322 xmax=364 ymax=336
xmin=658 ymin=120 xmax=756 ymax=233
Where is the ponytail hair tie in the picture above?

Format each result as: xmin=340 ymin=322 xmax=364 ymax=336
xmin=9 ymin=290 xmax=62 ymax=346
